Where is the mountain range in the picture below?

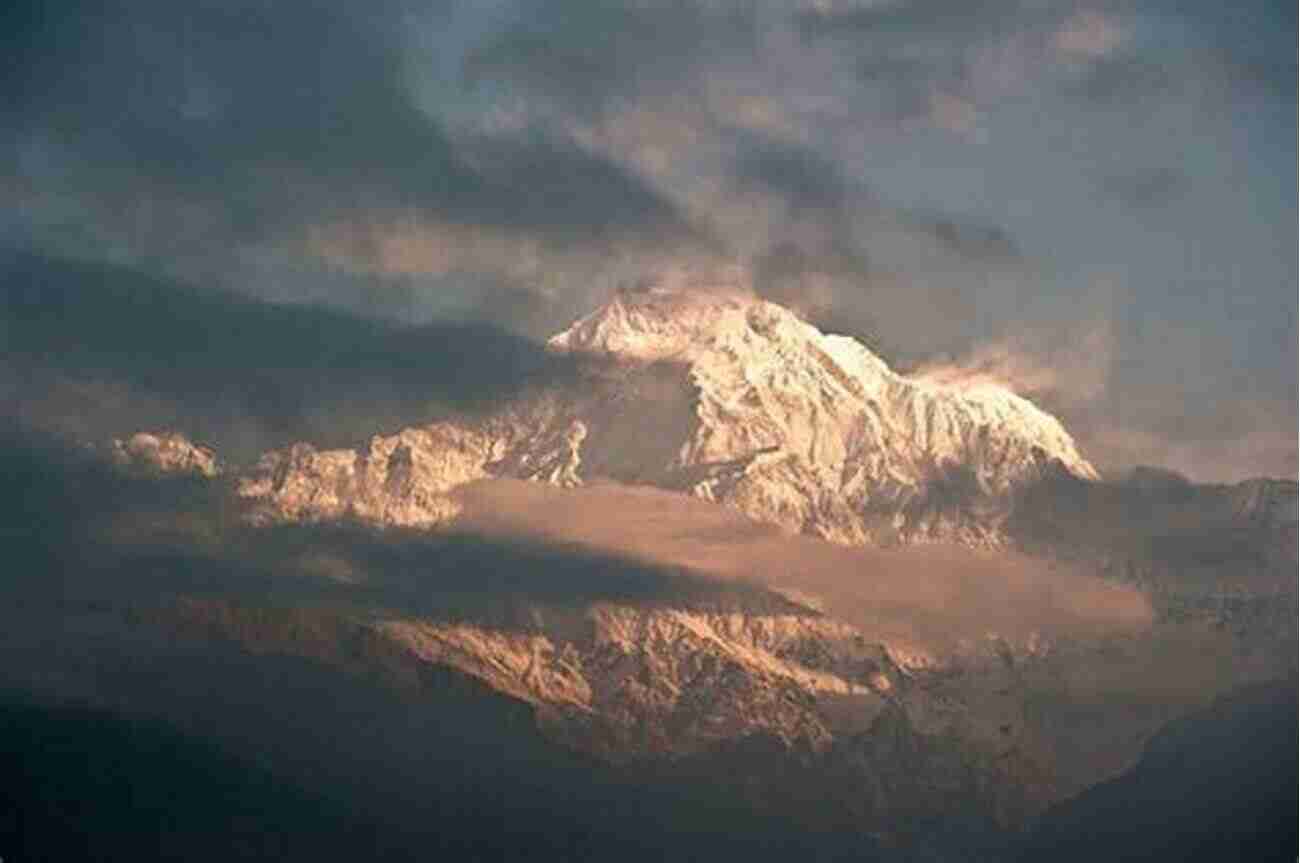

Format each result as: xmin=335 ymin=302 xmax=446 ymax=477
xmin=234 ymin=269 xmax=1098 ymax=547
xmin=4 ymin=261 xmax=1295 ymax=861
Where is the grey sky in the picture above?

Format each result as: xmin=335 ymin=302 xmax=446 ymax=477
xmin=2 ymin=0 xmax=1294 ymax=480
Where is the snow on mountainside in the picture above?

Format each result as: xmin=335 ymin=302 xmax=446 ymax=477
xmin=65 ymin=273 xmax=1292 ymax=847
xmin=237 ymin=267 xmax=1098 ymax=545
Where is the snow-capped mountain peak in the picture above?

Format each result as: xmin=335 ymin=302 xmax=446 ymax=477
xmin=238 ymin=277 xmax=1098 ymax=546
xmin=546 ymin=268 xmax=766 ymax=362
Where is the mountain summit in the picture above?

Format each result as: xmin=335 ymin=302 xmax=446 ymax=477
xmin=239 ymin=276 xmax=1097 ymax=545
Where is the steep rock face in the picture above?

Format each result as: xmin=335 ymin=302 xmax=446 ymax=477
xmin=238 ymin=274 xmax=1097 ymax=546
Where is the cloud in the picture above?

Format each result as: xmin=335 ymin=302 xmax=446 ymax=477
xmin=1063 ymin=53 xmax=1176 ymax=109
xmin=927 ymin=89 xmax=980 ymax=135
xmin=905 ymin=212 xmax=1021 ymax=259
xmin=1 ymin=0 xmax=1292 ymax=485
xmin=307 ymin=217 xmax=544 ymax=280
xmin=1053 ymin=11 xmax=1130 ymax=61
xmin=1079 ymin=402 xmax=1299 ymax=483
xmin=461 ymin=0 xmax=761 ymax=120
xmin=716 ymin=133 xmax=1032 ymax=357
xmin=795 ymin=0 xmax=1048 ymax=130
xmin=730 ymin=142 xmax=854 ymax=216
xmin=454 ymin=478 xmax=1153 ymax=653
xmin=0 ymin=252 xmax=587 ymax=461
xmin=1 ymin=0 xmax=709 ymax=288
xmin=910 ymin=323 xmax=1112 ymax=408
xmin=0 ymin=424 xmax=811 ymax=636
xmin=1097 ymin=167 xmax=1184 ymax=207
xmin=909 ymin=317 xmax=1297 ymax=484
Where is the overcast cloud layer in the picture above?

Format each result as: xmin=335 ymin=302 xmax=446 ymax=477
xmin=2 ymin=0 xmax=1294 ymax=480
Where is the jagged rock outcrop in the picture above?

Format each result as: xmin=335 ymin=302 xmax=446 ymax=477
xmin=238 ymin=268 xmax=1098 ymax=545
xmin=238 ymin=425 xmax=491 ymax=527
xmin=111 ymin=431 xmax=219 ymax=478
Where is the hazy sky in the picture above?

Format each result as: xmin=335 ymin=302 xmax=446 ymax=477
xmin=2 ymin=0 xmax=1295 ymax=480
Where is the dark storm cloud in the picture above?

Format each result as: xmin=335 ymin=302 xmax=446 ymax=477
xmin=780 ymin=0 xmax=1295 ymax=480
xmin=1063 ymin=54 xmax=1176 ymax=108
xmin=853 ymin=54 xmax=943 ymax=122
xmin=0 ymin=251 xmax=589 ymax=461
xmin=0 ymin=0 xmax=705 ymax=255
xmin=794 ymin=0 xmax=1032 ymax=41
xmin=722 ymin=132 xmax=1026 ymax=359
xmin=798 ymin=0 xmax=1295 ymax=131
xmin=1169 ymin=0 xmax=1296 ymax=101
xmin=903 ymin=212 xmax=1021 ymax=260
xmin=724 ymin=137 xmax=879 ymax=337
xmin=730 ymin=141 xmax=853 ymax=216
xmin=794 ymin=0 xmax=1047 ymax=124
xmin=454 ymin=127 xmax=714 ymax=246
xmin=1 ymin=0 xmax=714 ymax=455
xmin=730 ymin=133 xmax=1022 ymax=264
xmin=726 ymin=137 xmax=863 ymax=274
xmin=462 ymin=0 xmax=758 ymax=118
xmin=2 ymin=0 xmax=1293 ymax=481
xmin=1097 ymin=167 xmax=1183 ymax=208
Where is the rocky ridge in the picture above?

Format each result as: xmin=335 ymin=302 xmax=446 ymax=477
xmin=111 ymin=431 xmax=220 ymax=478
xmin=157 ymin=591 xmax=1058 ymax=836
xmin=95 ymin=272 xmax=1294 ymax=844
xmin=236 ymin=270 xmax=1098 ymax=546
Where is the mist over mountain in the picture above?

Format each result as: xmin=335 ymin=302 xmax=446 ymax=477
xmin=2 ymin=0 xmax=1295 ymax=853
xmin=2 ymin=260 xmax=1294 ymax=860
